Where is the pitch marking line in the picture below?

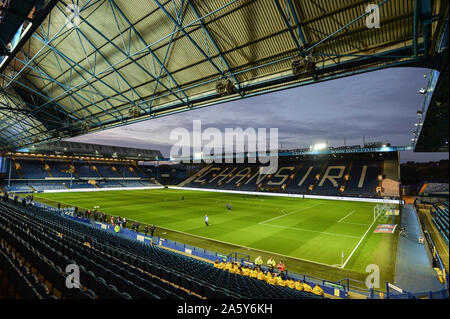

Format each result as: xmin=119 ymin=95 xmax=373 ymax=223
xmin=341 ymin=213 xmax=379 ymax=269
xmin=258 ymin=202 xmax=324 ymax=224
xmin=153 ymin=225 xmax=339 ymax=268
xmin=337 ymin=210 xmax=356 ymax=223
xmin=260 ymin=223 xmax=361 ymax=239
xmin=337 ymin=210 xmax=370 ymax=226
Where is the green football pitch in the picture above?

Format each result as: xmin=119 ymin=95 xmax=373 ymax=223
xmin=33 ymin=188 xmax=399 ymax=286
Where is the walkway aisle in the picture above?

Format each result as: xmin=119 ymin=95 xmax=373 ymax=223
xmin=394 ymin=205 xmax=444 ymax=293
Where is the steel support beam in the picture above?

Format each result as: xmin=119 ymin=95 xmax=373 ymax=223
xmin=0 ymin=0 xmax=59 ymax=75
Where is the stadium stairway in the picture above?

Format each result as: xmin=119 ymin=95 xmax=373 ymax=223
xmin=310 ymin=162 xmax=328 ymax=193
xmin=0 ymin=200 xmax=324 ymax=299
xmin=11 ymin=158 xmax=23 ymax=180
xmin=41 ymin=159 xmax=54 ymax=178
xmin=339 ymin=161 xmax=352 ymax=194
xmin=178 ymin=165 xmax=212 ymax=187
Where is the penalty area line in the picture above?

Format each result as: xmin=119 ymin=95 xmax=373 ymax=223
xmin=341 ymin=215 xmax=378 ymax=269
xmin=259 ymin=223 xmax=361 ymax=239
xmin=258 ymin=202 xmax=324 ymax=224
xmin=337 ymin=210 xmax=356 ymax=223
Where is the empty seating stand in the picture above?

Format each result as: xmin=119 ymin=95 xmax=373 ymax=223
xmin=0 ymin=200 xmax=324 ymax=299
xmin=3 ymin=157 xmax=158 ymax=192
xmin=432 ymin=202 xmax=449 ymax=245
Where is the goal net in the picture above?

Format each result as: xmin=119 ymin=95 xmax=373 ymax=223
xmin=374 ymin=202 xmax=397 ymax=222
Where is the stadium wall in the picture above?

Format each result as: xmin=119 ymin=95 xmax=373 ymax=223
xmin=167 ymin=186 xmax=403 ymax=204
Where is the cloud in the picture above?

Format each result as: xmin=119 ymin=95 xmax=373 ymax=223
xmin=69 ymin=67 xmax=444 ymax=163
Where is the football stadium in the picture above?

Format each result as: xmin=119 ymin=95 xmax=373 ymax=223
xmin=0 ymin=0 xmax=449 ymax=304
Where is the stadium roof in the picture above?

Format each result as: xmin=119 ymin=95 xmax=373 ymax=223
xmin=22 ymin=140 xmax=163 ymax=159
xmin=0 ymin=0 xmax=448 ymax=150
xmin=413 ymin=10 xmax=449 ymax=152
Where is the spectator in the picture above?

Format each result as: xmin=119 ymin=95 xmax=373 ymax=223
xmin=294 ymin=280 xmax=304 ymax=291
xmin=286 ymin=277 xmax=296 ymax=289
xmin=257 ymin=270 xmax=265 ymax=281
xmin=254 ymin=256 xmax=263 ymax=270
xmin=228 ymin=263 xmax=236 ymax=274
xmin=267 ymin=273 xmax=277 ymax=285
xmin=150 ymin=224 xmax=155 ymax=237
xmin=277 ymin=260 xmax=286 ymax=279
xmin=214 ymin=260 xmax=220 ymax=268
xmin=276 ymin=274 xmax=286 ymax=287
xmin=302 ymin=281 xmax=313 ymax=293
xmin=225 ymin=261 xmax=233 ymax=272
xmin=264 ymin=271 xmax=273 ymax=283
xmin=144 ymin=225 xmax=149 ymax=235
xmin=267 ymin=257 xmax=276 ymax=273
xmin=312 ymin=283 xmax=325 ymax=296
xmin=122 ymin=217 xmax=127 ymax=228
xmin=250 ymin=268 xmax=258 ymax=278
xmin=217 ymin=260 xmax=226 ymax=270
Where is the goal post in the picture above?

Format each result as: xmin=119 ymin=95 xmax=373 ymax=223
xmin=374 ymin=201 xmax=398 ymax=223
xmin=374 ymin=203 xmax=389 ymax=222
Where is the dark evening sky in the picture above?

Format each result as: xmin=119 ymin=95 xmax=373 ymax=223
xmin=68 ymin=67 xmax=448 ymax=163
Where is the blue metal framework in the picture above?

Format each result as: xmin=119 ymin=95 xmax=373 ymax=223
xmin=0 ymin=0 xmax=447 ymax=150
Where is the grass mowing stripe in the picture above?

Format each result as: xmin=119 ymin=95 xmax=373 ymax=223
xmin=259 ymin=223 xmax=362 ymax=239
xmin=339 ymin=221 xmax=370 ymax=226
xmin=151 ymin=224 xmax=339 ymax=268
xmin=258 ymin=202 xmax=324 ymax=224
xmin=337 ymin=210 xmax=356 ymax=223
xmin=33 ymin=188 xmax=397 ymax=284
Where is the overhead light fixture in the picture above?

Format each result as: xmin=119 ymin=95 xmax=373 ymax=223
xmin=128 ymin=106 xmax=141 ymax=118
xmin=292 ymin=55 xmax=316 ymax=79
xmin=81 ymin=121 xmax=91 ymax=131
xmin=419 ymin=88 xmax=427 ymax=94
xmin=216 ymin=78 xmax=235 ymax=96
xmin=0 ymin=23 xmax=33 ymax=70
xmin=0 ymin=56 xmax=8 ymax=69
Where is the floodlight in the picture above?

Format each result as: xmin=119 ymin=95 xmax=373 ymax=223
xmin=419 ymin=88 xmax=426 ymax=94
xmin=312 ymin=143 xmax=327 ymax=151
xmin=292 ymin=55 xmax=316 ymax=79
xmin=193 ymin=152 xmax=203 ymax=160
xmin=216 ymin=79 xmax=235 ymax=96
